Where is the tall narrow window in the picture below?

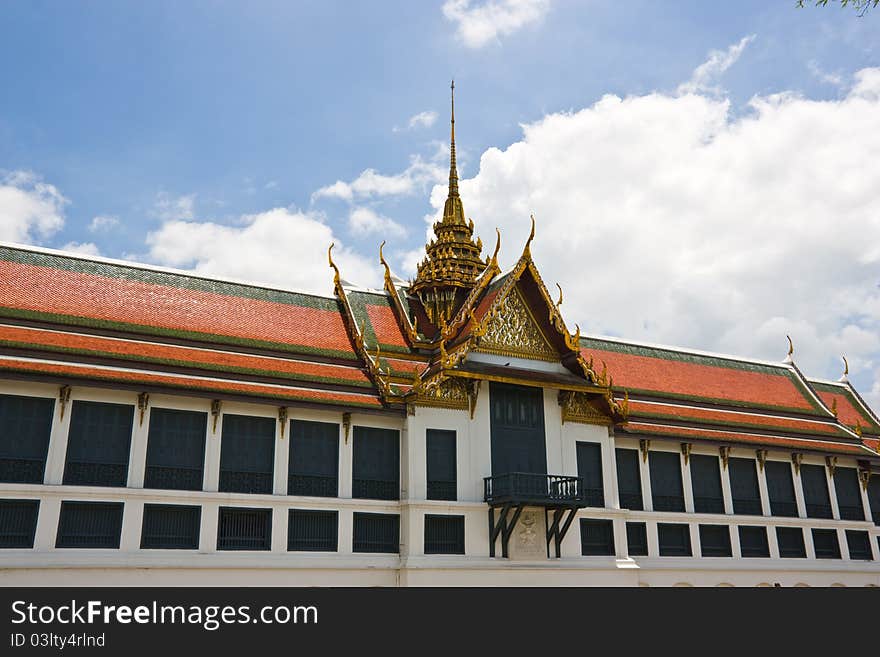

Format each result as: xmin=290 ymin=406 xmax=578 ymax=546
xmin=690 ymin=454 xmax=724 ymax=514
xmin=63 ymin=401 xmax=134 ymax=487
xmin=765 ymin=461 xmax=798 ymax=517
xmin=833 ymin=467 xmax=864 ymax=521
xmin=615 ymin=448 xmax=643 ymax=510
xmin=649 ymin=451 xmax=684 ymax=512
xmin=56 ymin=501 xmax=124 ymax=549
xmin=144 ymin=408 xmax=207 ymax=491
xmin=868 ymin=476 xmax=880 ymax=526
xmin=625 ymin=522 xmax=648 ymax=556
xmin=576 ymin=442 xmax=604 ymax=508
xmin=728 ymin=458 xmax=762 ymax=515
xmin=800 ymin=464 xmax=832 ymax=519
xmin=426 ymin=429 xmax=456 ymax=501
xmin=0 ymin=394 xmax=54 ymax=484
xmin=352 ymin=427 xmax=399 ymax=501
xmin=289 ymin=420 xmax=338 ymax=497
xmin=219 ymin=415 xmax=275 ymax=495
xmin=0 ymin=499 xmax=40 ymax=548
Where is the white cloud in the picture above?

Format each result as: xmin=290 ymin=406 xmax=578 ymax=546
xmin=442 ymin=0 xmax=550 ymax=49
xmin=145 ymin=208 xmax=379 ymax=294
xmin=153 ymin=192 xmax=195 ymax=221
xmin=348 ymin=207 xmax=406 ymax=238
xmin=312 ymin=155 xmax=445 ymax=202
xmin=0 ymin=170 xmax=67 ymax=243
xmin=808 ymin=60 xmax=845 ymax=88
xmin=394 ymin=111 xmax=439 ymax=132
xmin=678 ymin=35 xmax=755 ymax=95
xmin=60 ymin=241 xmax=101 ymax=256
xmin=417 ymin=66 xmax=880 ymax=402
xmin=88 ymin=215 xmax=119 ymax=233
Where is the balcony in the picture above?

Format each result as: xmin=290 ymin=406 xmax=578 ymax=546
xmin=483 ymin=473 xmax=588 ymax=507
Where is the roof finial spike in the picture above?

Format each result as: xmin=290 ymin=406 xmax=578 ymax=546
xmin=490 ymin=227 xmax=501 ymax=265
xmin=448 ymin=79 xmax=459 ymax=200
xmin=839 ymin=355 xmax=850 ymax=382
xmin=784 ymin=334 xmax=794 ymax=363
xmin=523 ymin=214 xmax=536 ymax=258
xmin=328 ymin=243 xmax=341 ymax=287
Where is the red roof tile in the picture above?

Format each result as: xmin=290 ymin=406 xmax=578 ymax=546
xmin=0 ymin=324 xmax=371 ymax=387
xmin=810 ymin=382 xmax=880 ymax=435
xmin=626 ymin=399 xmax=850 ymax=438
xmin=621 ymin=421 xmax=872 ymax=456
xmin=0 ymin=257 xmax=355 ymax=357
xmin=0 ymin=356 xmax=383 ymax=409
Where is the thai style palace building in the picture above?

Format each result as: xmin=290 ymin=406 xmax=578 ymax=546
xmin=1 ymin=90 xmax=879 ymax=587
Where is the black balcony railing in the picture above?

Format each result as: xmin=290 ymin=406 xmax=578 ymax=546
xmin=770 ymin=501 xmax=799 ymax=518
xmin=144 ymin=466 xmax=203 ymax=491
xmin=483 ymin=473 xmax=588 ymax=506
xmin=352 ymin=478 xmax=399 ymax=501
xmin=838 ymin=505 xmax=865 ymax=522
xmin=426 ymin=480 xmax=457 ymax=501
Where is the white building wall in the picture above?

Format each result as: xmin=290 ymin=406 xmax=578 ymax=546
xmin=1 ymin=378 xmax=879 ymax=586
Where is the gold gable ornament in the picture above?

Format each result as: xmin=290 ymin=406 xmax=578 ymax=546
xmin=409 ymin=375 xmax=474 ymax=412
xmin=558 ymin=390 xmax=611 ymax=426
xmin=474 ymin=286 xmax=558 ymax=361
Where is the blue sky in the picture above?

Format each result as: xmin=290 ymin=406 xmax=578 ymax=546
xmin=2 ymin=1 xmax=879 ymax=404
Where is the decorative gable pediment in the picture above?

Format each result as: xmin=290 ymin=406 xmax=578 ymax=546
xmin=473 ymin=286 xmax=559 ymax=362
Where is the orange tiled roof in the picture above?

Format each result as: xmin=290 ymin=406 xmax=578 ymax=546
xmin=625 ymin=399 xmax=851 ymax=439
xmin=621 ymin=421 xmax=873 ymax=456
xmin=581 ymin=336 xmax=828 ymax=416
xmin=0 ymin=355 xmax=383 ymax=409
xmin=0 ymin=323 xmax=372 ymax=388
xmin=810 ymin=380 xmax=880 ymax=437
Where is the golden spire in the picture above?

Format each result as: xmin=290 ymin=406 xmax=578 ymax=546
xmin=442 ymin=79 xmax=466 ymax=226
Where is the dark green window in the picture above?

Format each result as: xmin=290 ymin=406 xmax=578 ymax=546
xmin=869 ymin=476 xmax=880 ymax=525
xmin=811 ymin=528 xmax=841 ymax=559
xmin=217 ymin=507 xmax=271 ymax=551
xmin=353 ymin=512 xmax=399 ymax=553
xmin=776 ymin=526 xmax=806 ymax=558
xmin=0 ymin=499 xmax=40 ymax=548
xmin=576 ymin=442 xmax=604 ymax=507
xmin=698 ymin=524 xmax=731 ymax=557
xmin=426 ymin=429 xmax=456 ymax=501
xmin=766 ymin=461 xmax=798 ymax=517
xmin=615 ymin=448 xmax=642 ymax=510
xmin=63 ymin=401 xmax=134 ymax=487
xmin=352 ymin=427 xmax=399 ymax=501
xmin=580 ymin=519 xmax=614 ymax=556
xmin=289 ymin=420 xmax=338 ymax=497
xmin=690 ymin=455 xmax=723 ymax=514
xmin=144 ymin=408 xmax=206 ymax=491
xmin=56 ymin=501 xmax=123 ymax=549
xmin=625 ymin=522 xmax=648 ymax=556
xmin=288 ymin=509 xmax=338 ymax=552
xmin=0 ymin=394 xmax=54 ymax=484
xmin=649 ymin=452 xmax=684 ymax=512
xmin=728 ymin=458 xmax=762 ymax=515
xmin=833 ymin=467 xmax=864 ymax=521
xmin=845 ymin=530 xmax=872 ymax=561
xmin=424 ymin=515 xmax=465 ymax=554
xmin=801 ymin=464 xmax=832 ymax=519
xmin=658 ymin=523 xmax=691 ymax=556
xmin=219 ymin=415 xmax=275 ymax=495
xmin=738 ymin=525 xmax=769 ymax=558
xmin=140 ymin=504 xmax=200 ymax=549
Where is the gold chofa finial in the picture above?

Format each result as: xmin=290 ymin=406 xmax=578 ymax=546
xmin=843 ymin=355 xmax=849 ymax=377
xmin=523 ymin=214 xmax=536 ymax=257
xmin=556 ymin=283 xmax=563 ymax=307
xmin=786 ymin=335 xmax=794 ymax=357
xmin=491 ymin=228 xmax=501 ymax=264
xmin=328 ymin=243 xmax=340 ymax=286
